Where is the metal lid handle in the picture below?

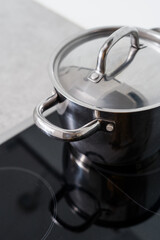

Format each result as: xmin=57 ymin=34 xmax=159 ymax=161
xmin=88 ymin=26 xmax=140 ymax=82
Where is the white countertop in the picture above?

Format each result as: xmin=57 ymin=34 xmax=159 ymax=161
xmin=35 ymin=0 xmax=160 ymax=29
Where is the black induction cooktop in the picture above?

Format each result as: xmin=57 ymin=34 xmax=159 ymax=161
xmin=0 ymin=112 xmax=160 ymax=240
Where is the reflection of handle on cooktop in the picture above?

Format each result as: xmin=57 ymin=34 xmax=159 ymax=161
xmin=51 ymin=185 xmax=101 ymax=232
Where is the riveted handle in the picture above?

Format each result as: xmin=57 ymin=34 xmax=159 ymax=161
xmin=33 ymin=92 xmax=115 ymax=142
xmin=88 ymin=26 xmax=140 ymax=82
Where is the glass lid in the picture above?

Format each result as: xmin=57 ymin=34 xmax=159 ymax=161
xmin=52 ymin=26 xmax=160 ymax=112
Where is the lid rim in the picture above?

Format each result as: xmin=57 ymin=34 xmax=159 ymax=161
xmin=51 ymin=26 xmax=160 ymax=113
xmin=53 ymin=80 xmax=160 ymax=113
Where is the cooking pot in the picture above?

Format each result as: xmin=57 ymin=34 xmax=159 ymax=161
xmin=33 ymin=26 xmax=160 ymax=166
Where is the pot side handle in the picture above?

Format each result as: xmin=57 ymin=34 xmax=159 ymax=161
xmin=33 ymin=93 xmax=112 ymax=141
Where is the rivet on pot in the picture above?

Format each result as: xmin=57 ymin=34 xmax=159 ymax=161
xmin=106 ymin=123 xmax=114 ymax=132
xmin=90 ymin=72 xmax=99 ymax=80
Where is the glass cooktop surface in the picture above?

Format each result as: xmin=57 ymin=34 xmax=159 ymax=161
xmin=0 ymin=113 xmax=160 ymax=240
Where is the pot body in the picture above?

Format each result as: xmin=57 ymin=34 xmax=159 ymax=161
xmin=57 ymin=92 xmax=160 ymax=166
xmin=62 ymin=143 xmax=160 ymax=227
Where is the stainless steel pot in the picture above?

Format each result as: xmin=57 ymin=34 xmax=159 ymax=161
xmin=33 ymin=26 xmax=160 ymax=166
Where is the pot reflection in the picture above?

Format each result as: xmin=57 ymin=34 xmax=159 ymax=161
xmin=53 ymin=143 xmax=160 ymax=231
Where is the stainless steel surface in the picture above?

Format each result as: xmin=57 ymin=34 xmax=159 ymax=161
xmin=34 ymin=26 xmax=160 ymax=165
xmin=33 ymin=93 xmax=114 ymax=141
xmin=90 ymin=72 xmax=99 ymax=81
xmin=106 ymin=123 xmax=114 ymax=132
xmin=53 ymin=26 xmax=160 ymax=112
xmin=87 ymin=26 xmax=140 ymax=82
xmin=152 ymin=28 xmax=160 ymax=33
xmin=57 ymin=99 xmax=160 ymax=165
